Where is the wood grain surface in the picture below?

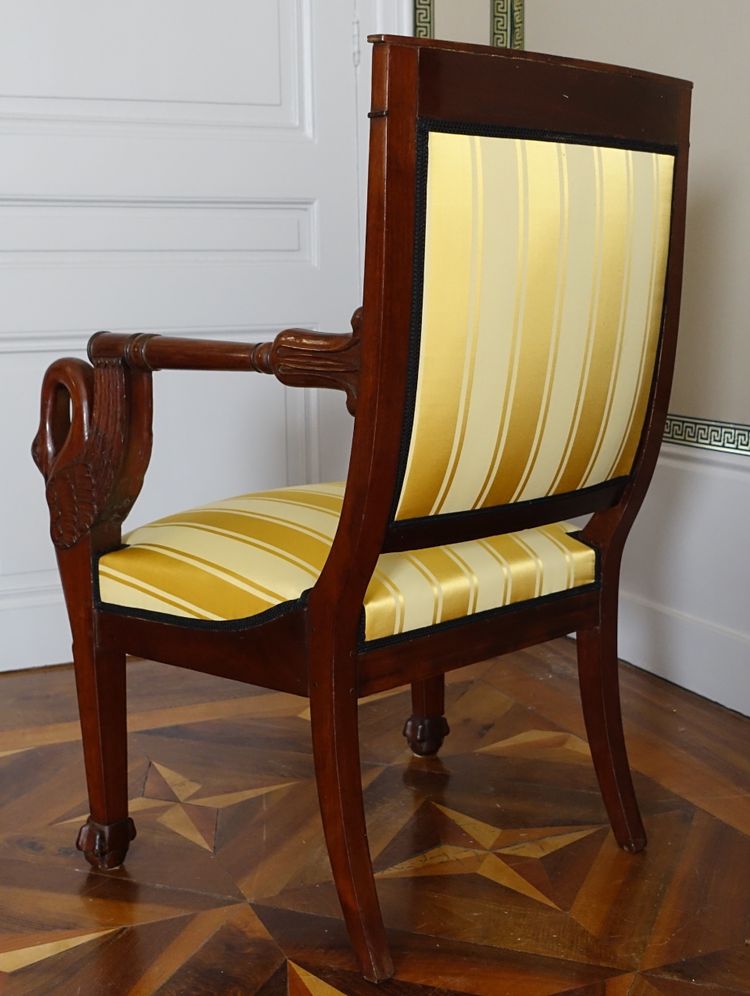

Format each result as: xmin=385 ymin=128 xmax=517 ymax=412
xmin=1 ymin=638 xmax=747 ymax=994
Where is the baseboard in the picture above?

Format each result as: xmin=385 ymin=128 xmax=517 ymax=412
xmin=0 ymin=592 xmax=70 ymax=672
xmin=617 ymin=442 xmax=750 ymax=717
xmin=619 ymin=587 xmax=750 ymax=716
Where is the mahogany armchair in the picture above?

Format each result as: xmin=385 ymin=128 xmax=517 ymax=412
xmin=33 ymin=37 xmax=691 ymax=983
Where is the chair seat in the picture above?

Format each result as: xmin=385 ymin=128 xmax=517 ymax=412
xmin=98 ymin=482 xmax=597 ymax=641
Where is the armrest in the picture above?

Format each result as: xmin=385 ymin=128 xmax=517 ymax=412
xmin=88 ymin=305 xmax=363 ymax=415
xmin=32 ymin=355 xmax=152 ymax=551
xmin=32 ymin=307 xmax=362 ymax=551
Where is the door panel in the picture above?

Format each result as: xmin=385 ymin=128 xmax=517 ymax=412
xmin=0 ymin=0 xmax=361 ymax=668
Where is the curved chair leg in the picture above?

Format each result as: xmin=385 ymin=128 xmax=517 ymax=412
xmin=403 ymin=675 xmax=450 ymax=756
xmin=309 ymin=683 xmax=394 ymax=983
xmin=72 ymin=634 xmax=134 ymax=870
xmin=577 ymin=619 xmax=646 ymax=853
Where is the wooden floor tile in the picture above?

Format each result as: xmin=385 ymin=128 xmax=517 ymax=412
xmin=1 ymin=640 xmax=748 ymax=994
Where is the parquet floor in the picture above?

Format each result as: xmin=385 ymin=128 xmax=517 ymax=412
xmin=1 ymin=639 xmax=749 ymax=995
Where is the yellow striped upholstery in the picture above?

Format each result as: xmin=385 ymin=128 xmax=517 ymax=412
xmin=395 ymin=132 xmax=675 ymax=521
xmin=98 ymin=483 xmax=597 ymax=641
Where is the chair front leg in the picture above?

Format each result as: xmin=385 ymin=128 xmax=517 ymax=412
xmin=403 ymin=675 xmax=450 ymax=756
xmin=576 ymin=592 xmax=646 ymax=853
xmin=309 ymin=674 xmax=393 ymax=983
xmin=33 ymin=358 xmax=145 ymax=871
xmin=74 ymin=647 xmax=134 ymax=870
xmin=60 ymin=543 xmax=135 ymax=870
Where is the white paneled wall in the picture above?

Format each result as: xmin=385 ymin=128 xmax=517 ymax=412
xmin=0 ymin=0 xmax=367 ymax=669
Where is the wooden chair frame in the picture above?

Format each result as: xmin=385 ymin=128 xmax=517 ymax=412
xmin=33 ymin=37 xmax=691 ymax=983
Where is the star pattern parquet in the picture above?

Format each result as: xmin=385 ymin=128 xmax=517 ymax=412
xmin=0 ymin=640 xmax=748 ymax=994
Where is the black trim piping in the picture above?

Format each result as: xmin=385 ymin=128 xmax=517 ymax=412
xmin=387 ymin=476 xmax=624 ymax=546
xmin=419 ymin=118 xmax=679 ymax=156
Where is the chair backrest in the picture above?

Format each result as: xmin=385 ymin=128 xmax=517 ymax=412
xmin=319 ymin=36 xmax=690 ymax=612
xmin=394 ymin=128 xmax=674 ymax=522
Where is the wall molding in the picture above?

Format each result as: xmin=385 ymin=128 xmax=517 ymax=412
xmin=0 ymin=195 xmax=317 ymax=267
xmin=0 ymin=571 xmax=61 ymax=612
xmin=664 ymin=412 xmax=750 ymax=457
xmin=0 ymin=0 xmax=313 ymax=139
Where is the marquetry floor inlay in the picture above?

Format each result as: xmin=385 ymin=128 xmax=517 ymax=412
xmin=0 ymin=640 xmax=748 ymax=994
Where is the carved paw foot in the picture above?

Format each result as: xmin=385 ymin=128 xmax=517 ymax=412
xmin=76 ymin=816 xmax=136 ymax=870
xmin=403 ymin=715 xmax=450 ymax=757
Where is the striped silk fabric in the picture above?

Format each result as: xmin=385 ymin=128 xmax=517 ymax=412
xmin=98 ymin=483 xmax=596 ymax=642
xmin=395 ymin=131 xmax=675 ymax=521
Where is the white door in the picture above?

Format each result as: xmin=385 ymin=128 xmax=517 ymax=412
xmin=0 ymin=0 xmax=368 ymax=669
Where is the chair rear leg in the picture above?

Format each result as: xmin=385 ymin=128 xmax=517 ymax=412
xmin=310 ymin=684 xmax=393 ymax=983
xmin=403 ymin=675 xmax=450 ymax=756
xmin=73 ymin=635 xmax=134 ymax=870
xmin=577 ymin=618 xmax=646 ymax=853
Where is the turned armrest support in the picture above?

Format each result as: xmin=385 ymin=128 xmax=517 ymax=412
xmin=88 ymin=306 xmax=363 ymax=415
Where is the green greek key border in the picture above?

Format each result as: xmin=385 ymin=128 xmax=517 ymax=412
xmin=663 ymin=414 xmax=750 ymax=457
xmin=415 ymin=0 xmax=525 ymax=48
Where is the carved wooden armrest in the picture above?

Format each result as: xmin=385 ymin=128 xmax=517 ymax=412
xmin=88 ymin=306 xmax=363 ymax=415
xmin=32 ymin=308 xmax=362 ymax=551
xmin=32 ymin=355 xmax=153 ymax=551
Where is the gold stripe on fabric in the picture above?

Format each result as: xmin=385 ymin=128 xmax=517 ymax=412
xmin=442 ymin=547 xmax=480 ymax=615
xmin=521 ymin=527 xmax=571 ymax=594
xmin=510 ymin=534 xmax=546 ymax=598
xmin=432 ymin=137 xmax=485 ymax=513
xmin=475 ymin=139 xmax=529 ymax=509
xmin=541 ymin=524 xmax=595 ymax=587
xmin=404 ymin=553 xmax=443 ymax=626
xmin=385 ymin=554 xmax=446 ymax=635
xmin=510 ymin=143 xmax=570 ymax=501
xmin=99 ymin=566 xmax=220 ymax=620
xmin=576 ymin=149 xmax=635 ymax=488
xmin=235 ymin=489 xmax=345 ymax=516
xmin=179 ymin=508 xmax=338 ymax=547
xmin=395 ymin=133 xmax=475 ymax=520
xmin=364 ymin=568 xmax=405 ymax=640
xmin=440 ymin=137 xmax=524 ymax=515
xmin=145 ymin=514 xmax=334 ymax=572
xmin=476 ymin=538 xmax=512 ymax=607
xmin=534 ymin=143 xmax=605 ymax=496
xmin=517 ymin=143 xmax=599 ymax=501
xmin=481 ymin=139 xmax=567 ymax=506
xmin=482 ymin=534 xmax=538 ymax=603
xmin=552 ymin=145 xmax=631 ymax=494
xmin=412 ymin=546 xmax=475 ymax=623
xmin=586 ymin=151 xmax=673 ymax=484
xmin=543 ymin=525 xmax=577 ymax=588
xmin=130 ymin=521 xmax=323 ymax=584
xmin=610 ymin=153 xmax=674 ymax=477
xmin=134 ymin=543 xmax=291 ymax=601
xmin=99 ymin=546 xmax=282 ymax=620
